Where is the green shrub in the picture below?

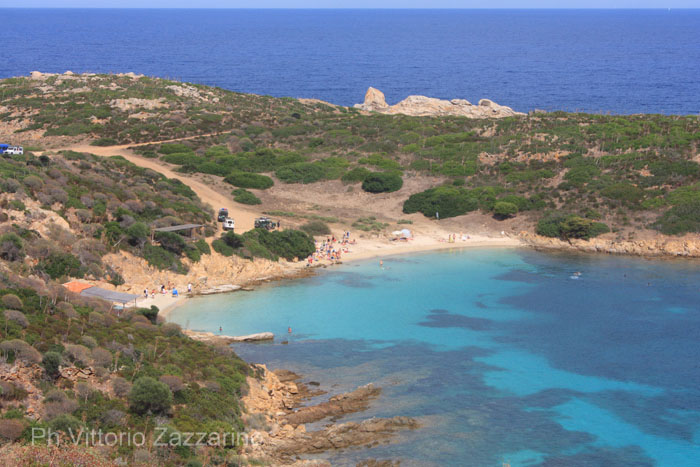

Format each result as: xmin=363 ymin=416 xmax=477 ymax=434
xmin=184 ymin=247 xmax=201 ymax=262
xmin=362 ymin=172 xmax=403 ymax=193
xmin=0 ymin=233 xmax=25 ymax=262
xmin=403 ymin=186 xmax=478 ymax=219
xmin=316 ymin=157 xmax=350 ymax=180
xmin=211 ymin=239 xmax=234 ymax=256
xmin=601 ymin=183 xmax=645 ymax=206
xmin=649 ymin=160 xmax=699 ymax=178
xmin=564 ymin=164 xmax=600 ymax=186
xmin=232 ymin=188 xmax=262 ymax=205
xmin=493 ymin=201 xmax=518 ymax=219
xmin=159 ymin=143 xmax=191 ymax=154
xmin=300 ymin=220 xmax=331 ymax=236
xmin=654 ymin=199 xmax=700 ymax=235
xmin=353 ymin=216 xmax=388 ymax=232
xmin=137 ymin=306 xmax=159 ymax=324
xmin=155 ymin=231 xmax=187 ymax=255
xmin=143 ymin=244 xmax=186 ymax=273
xmin=42 ymin=351 xmax=62 ymax=380
xmin=129 ymin=377 xmax=173 ymax=415
xmin=49 ymin=414 xmax=82 ymax=433
xmin=256 ymin=229 xmax=315 ymax=260
xmin=358 ymin=154 xmax=402 ymax=171
xmin=536 ymin=213 xmax=610 ymax=240
xmin=125 ymin=222 xmax=149 ymax=247
xmin=224 ymin=171 xmax=274 ymax=189
xmin=209 ymin=233 xmax=244 ymax=257
xmin=221 ymin=231 xmax=244 ymax=249
xmin=194 ymin=239 xmax=211 ymax=255
xmin=275 ymin=162 xmax=325 ymax=184
xmin=90 ymin=137 xmax=118 ymax=146
xmin=341 ymin=167 xmax=371 ymax=183
xmin=38 ymin=252 xmax=85 ymax=279
xmin=162 ymin=152 xmax=200 ymax=165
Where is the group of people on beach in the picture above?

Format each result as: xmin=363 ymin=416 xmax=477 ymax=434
xmin=446 ymin=233 xmax=470 ymax=243
xmin=142 ymin=282 xmax=193 ymax=300
xmin=307 ymin=232 xmax=356 ymax=265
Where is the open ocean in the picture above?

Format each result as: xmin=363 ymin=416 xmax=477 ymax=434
xmin=1 ymin=9 xmax=699 ymax=114
xmin=168 ymin=248 xmax=700 ymax=466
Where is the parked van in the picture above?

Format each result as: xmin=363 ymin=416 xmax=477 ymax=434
xmin=0 ymin=144 xmax=23 ymax=155
xmin=223 ymin=218 xmax=235 ymax=231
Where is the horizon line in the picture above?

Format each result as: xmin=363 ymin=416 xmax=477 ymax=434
xmin=0 ymin=7 xmax=697 ymax=10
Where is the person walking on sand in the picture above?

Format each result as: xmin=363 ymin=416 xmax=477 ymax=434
xmin=187 ymin=283 xmax=192 ymax=293
xmin=436 ymin=211 xmax=440 ymax=220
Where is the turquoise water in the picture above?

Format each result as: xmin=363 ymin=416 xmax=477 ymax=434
xmin=168 ymin=248 xmax=700 ymax=466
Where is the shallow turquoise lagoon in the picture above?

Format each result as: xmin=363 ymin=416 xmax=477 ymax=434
xmin=168 ymin=248 xmax=700 ymax=466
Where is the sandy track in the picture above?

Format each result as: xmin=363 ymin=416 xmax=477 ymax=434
xmin=53 ymin=139 xmax=257 ymax=232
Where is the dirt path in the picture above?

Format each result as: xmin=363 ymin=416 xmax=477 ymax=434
xmin=52 ymin=137 xmax=257 ymax=232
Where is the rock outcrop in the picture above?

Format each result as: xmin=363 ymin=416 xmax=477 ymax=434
xmin=354 ymin=86 xmax=524 ymax=118
xmin=519 ymin=232 xmax=700 ymax=258
xmin=241 ymin=365 xmax=417 ymax=465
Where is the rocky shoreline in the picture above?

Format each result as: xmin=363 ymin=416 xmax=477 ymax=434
xmin=239 ymin=365 xmax=418 ymax=466
xmin=519 ymin=232 xmax=700 ymax=259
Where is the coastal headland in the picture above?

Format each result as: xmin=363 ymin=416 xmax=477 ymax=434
xmin=1 ymin=71 xmax=700 ymax=465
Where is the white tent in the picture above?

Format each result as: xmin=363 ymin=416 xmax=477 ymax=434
xmin=392 ymin=229 xmax=412 ymax=239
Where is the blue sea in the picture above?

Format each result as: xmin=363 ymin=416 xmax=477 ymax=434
xmin=1 ymin=9 xmax=700 ymax=114
xmin=168 ymin=248 xmax=700 ymax=466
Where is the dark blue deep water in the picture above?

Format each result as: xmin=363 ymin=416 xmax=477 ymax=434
xmin=169 ymin=249 xmax=700 ymax=466
xmin=2 ymin=9 xmax=700 ymax=114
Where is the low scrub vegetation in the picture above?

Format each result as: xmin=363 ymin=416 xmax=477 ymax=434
xmin=213 ymin=229 xmax=315 ymax=261
xmin=0 ymin=281 xmax=249 ymax=465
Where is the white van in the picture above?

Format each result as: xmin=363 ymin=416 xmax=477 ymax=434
xmin=223 ymin=218 xmax=235 ymax=231
xmin=5 ymin=146 xmax=23 ymax=155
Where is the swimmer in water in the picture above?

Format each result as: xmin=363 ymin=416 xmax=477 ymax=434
xmin=288 ymin=327 xmax=292 ymax=334
xmin=380 ymin=260 xmax=383 ymax=268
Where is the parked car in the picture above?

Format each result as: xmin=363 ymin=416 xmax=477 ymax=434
xmin=223 ymin=218 xmax=235 ymax=231
xmin=217 ymin=208 xmax=229 ymax=222
xmin=254 ymin=217 xmax=276 ymax=230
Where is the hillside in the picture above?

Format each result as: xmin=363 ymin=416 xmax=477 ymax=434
xmin=1 ymin=72 xmax=700 ymax=465
xmin=4 ymin=72 xmax=700 ymax=249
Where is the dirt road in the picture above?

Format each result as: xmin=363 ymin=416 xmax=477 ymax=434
xmin=54 ymin=138 xmax=257 ymax=232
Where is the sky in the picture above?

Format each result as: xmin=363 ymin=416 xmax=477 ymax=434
xmin=2 ymin=1 xmax=699 ymax=8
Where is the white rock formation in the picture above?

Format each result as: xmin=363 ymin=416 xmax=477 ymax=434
xmin=354 ymin=87 xmax=523 ymax=118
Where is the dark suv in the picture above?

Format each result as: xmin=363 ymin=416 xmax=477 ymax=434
xmin=217 ymin=208 xmax=229 ymax=222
